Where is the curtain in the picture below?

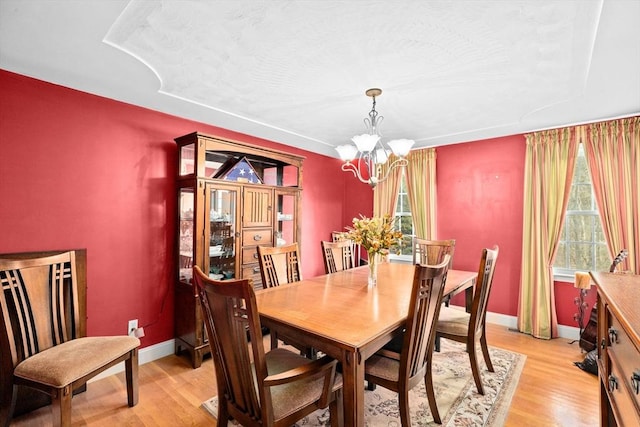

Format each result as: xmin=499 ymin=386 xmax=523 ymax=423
xmin=518 ymin=128 xmax=579 ymax=339
xmin=373 ymin=154 xmax=402 ymax=217
xmin=406 ymin=148 xmax=437 ymax=239
xmin=582 ymin=116 xmax=639 ymax=273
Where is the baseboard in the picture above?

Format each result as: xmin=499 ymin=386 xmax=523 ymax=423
xmin=450 ymin=305 xmax=580 ymax=340
xmin=90 ymin=310 xmax=581 ymax=382
xmin=89 ymin=339 xmax=176 ymax=382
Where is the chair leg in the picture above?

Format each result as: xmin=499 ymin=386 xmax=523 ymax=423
xmin=51 ymin=385 xmax=73 ymax=427
xmin=424 ymin=359 xmax=441 ymax=424
xmin=0 ymin=384 xmax=17 ymax=427
xmin=270 ymin=331 xmax=279 ymax=350
xmin=480 ymin=333 xmax=494 ymax=372
xmin=126 ymin=349 xmax=139 ymax=407
xmin=398 ymin=389 xmax=411 ymax=427
xmin=434 ymin=334 xmax=441 ymax=352
xmin=468 ymin=344 xmax=485 ymax=395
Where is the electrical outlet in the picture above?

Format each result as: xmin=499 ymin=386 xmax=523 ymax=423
xmin=128 ymin=319 xmax=138 ymax=336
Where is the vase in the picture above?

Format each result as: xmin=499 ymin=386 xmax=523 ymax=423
xmin=368 ymin=251 xmax=378 ymax=287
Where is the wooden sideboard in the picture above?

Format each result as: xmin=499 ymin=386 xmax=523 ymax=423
xmin=590 ymin=271 xmax=640 ymax=426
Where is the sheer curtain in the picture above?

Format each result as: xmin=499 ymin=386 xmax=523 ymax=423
xmin=406 ymin=148 xmax=437 ymax=239
xmin=518 ymin=128 xmax=579 ymax=339
xmin=373 ymin=154 xmax=402 ymax=217
xmin=582 ymin=116 xmax=639 ymax=273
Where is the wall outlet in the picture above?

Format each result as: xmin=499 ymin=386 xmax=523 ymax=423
xmin=128 ymin=319 xmax=138 ymax=336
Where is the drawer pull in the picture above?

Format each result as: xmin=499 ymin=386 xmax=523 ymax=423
xmin=632 ymin=371 xmax=640 ymax=395
xmin=608 ymin=375 xmax=619 ymax=393
xmin=253 ymin=253 xmax=258 ymax=259
xmin=600 ymin=339 xmax=606 ymax=349
xmin=253 ymin=267 xmax=260 ymax=274
xmin=253 ymin=234 xmax=262 ymax=241
xmin=608 ymin=327 xmax=618 ymax=344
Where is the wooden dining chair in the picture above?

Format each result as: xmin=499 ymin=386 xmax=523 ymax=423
xmin=321 ymin=240 xmax=356 ymax=274
xmin=257 ymin=242 xmax=302 ymax=289
xmin=364 ymin=256 xmax=450 ymax=425
xmin=413 ymin=238 xmax=456 ymax=305
xmin=332 ymin=231 xmax=364 ymax=266
xmin=256 ymin=243 xmax=314 ymax=357
xmin=435 ymin=246 xmax=499 ymax=395
xmin=0 ymin=250 xmax=140 ymax=427
xmin=193 ymin=266 xmax=343 ymax=427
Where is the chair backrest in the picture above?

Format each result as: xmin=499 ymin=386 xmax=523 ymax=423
xmin=321 ymin=240 xmax=356 ymax=274
xmin=400 ymin=255 xmax=450 ymax=382
xmin=412 ymin=238 xmax=456 ymax=268
xmin=193 ymin=266 xmax=269 ymax=424
xmin=0 ymin=250 xmax=86 ymax=370
xmin=469 ymin=246 xmax=499 ymax=339
xmin=257 ymin=243 xmax=302 ymax=289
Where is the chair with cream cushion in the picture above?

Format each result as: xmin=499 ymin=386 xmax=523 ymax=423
xmin=364 ymin=256 xmax=450 ymax=425
xmin=0 ymin=250 xmax=140 ymax=427
xmin=193 ymin=266 xmax=343 ymax=427
xmin=435 ymin=246 xmax=499 ymax=395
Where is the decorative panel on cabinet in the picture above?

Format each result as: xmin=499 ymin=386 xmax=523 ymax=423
xmin=590 ymin=271 xmax=640 ymax=426
xmin=174 ymin=132 xmax=303 ymax=368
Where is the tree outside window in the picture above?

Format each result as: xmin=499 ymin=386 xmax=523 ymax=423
xmin=394 ymin=172 xmax=414 ymax=257
xmin=554 ymin=144 xmax=609 ymax=276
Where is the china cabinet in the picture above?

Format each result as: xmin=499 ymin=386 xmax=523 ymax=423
xmin=174 ymin=132 xmax=303 ymax=368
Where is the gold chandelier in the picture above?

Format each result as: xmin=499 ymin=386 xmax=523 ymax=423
xmin=336 ymin=88 xmax=414 ymax=188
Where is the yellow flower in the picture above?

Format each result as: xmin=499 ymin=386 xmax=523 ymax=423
xmin=341 ymin=214 xmax=403 ymax=256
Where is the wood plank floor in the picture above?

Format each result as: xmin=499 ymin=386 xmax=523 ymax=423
xmin=9 ymin=323 xmax=599 ymax=426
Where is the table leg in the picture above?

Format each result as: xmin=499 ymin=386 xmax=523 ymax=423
xmin=465 ymin=278 xmax=476 ymax=312
xmin=341 ymin=349 xmax=365 ymax=427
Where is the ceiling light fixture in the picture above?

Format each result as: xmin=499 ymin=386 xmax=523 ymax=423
xmin=336 ymin=88 xmax=414 ymax=188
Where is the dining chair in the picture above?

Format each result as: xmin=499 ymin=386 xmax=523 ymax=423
xmin=321 ymin=240 xmax=356 ymax=274
xmin=413 ymin=238 xmax=456 ymax=305
xmin=257 ymin=242 xmax=302 ymax=289
xmin=332 ymin=231 xmax=364 ymax=266
xmin=256 ymin=243 xmax=314 ymax=357
xmin=435 ymin=245 xmax=499 ymax=395
xmin=0 ymin=250 xmax=140 ymax=427
xmin=364 ymin=255 xmax=450 ymax=426
xmin=193 ymin=266 xmax=343 ymax=427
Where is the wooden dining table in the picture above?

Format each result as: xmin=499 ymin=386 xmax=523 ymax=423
xmin=255 ymin=262 xmax=477 ymax=427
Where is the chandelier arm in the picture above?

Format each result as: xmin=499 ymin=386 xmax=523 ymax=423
xmin=341 ymin=162 xmax=369 ymax=185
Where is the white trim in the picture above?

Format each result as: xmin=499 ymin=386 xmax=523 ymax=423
xmin=449 ymin=305 xmax=581 ymax=340
xmin=90 ymin=309 xmax=583 ymax=383
xmin=89 ymin=339 xmax=176 ymax=383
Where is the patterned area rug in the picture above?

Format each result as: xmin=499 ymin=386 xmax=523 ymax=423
xmin=202 ymin=340 xmax=526 ymax=426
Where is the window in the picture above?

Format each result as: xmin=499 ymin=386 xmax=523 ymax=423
xmin=394 ymin=171 xmax=414 ymax=258
xmin=554 ymin=144 xmax=609 ymax=277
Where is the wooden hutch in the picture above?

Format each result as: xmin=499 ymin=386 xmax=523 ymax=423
xmin=174 ymin=132 xmax=303 ymax=368
xmin=590 ymin=271 xmax=640 ymax=426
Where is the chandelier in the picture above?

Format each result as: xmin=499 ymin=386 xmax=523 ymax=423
xmin=336 ymin=88 xmax=414 ymax=188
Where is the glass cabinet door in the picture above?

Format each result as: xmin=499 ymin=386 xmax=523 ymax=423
xmin=178 ymin=188 xmax=195 ymax=283
xmin=275 ymin=189 xmax=297 ymax=247
xmin=206 ymin=185 xmax=239 ymax=279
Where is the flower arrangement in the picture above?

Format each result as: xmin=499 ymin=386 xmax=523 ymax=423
xmin=342 ymin=214 xmax=403 ymax=256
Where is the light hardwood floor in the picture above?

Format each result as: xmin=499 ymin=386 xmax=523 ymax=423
xmin=9 ymin=323 xmax=599 ymax=426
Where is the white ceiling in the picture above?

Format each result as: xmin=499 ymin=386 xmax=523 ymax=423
xmin=1 ymin=0 xmax=639 ymax=158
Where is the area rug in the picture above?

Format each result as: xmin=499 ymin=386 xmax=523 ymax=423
xmin=202 ymin=340 xmax=526 ymax=426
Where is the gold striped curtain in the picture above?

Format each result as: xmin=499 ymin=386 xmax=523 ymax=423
xmin=373 ymin=154 xmax=402 ymax=217
xmin=406 ymin=148 xmax=437 ymax=239
xmin=582 ymin=116 xmax=639 ymax=273
xmin=518 ymin=128 xmax=579 ymax=339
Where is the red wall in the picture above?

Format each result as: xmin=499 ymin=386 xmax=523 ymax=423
xmin=0 ymin=69 xmax=584 ymax=349
xmin=437 ymin=136 xmax=590 ymax=327
xmin=0 ymin=69 xmax=368 ymax=347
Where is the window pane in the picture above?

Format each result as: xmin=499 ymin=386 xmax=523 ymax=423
xmin=566 ymin=242 xmax=595 ymax=270
xmin=555 ymin=242 xmax=567 ymax=269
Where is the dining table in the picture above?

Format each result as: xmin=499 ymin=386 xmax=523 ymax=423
xmin=255 ymin=262 xmax=477 ymax=427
